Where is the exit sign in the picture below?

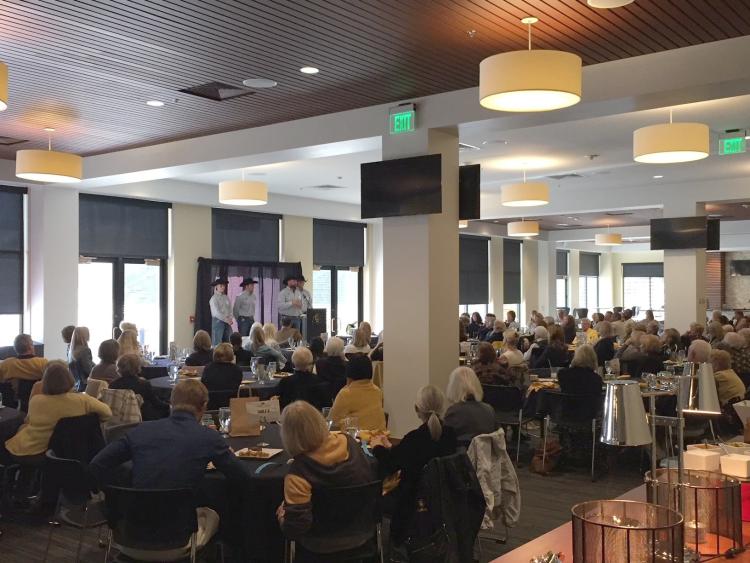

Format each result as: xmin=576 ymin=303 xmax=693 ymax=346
xmin=389 ymin=104 xmax=415 ymax=135
xmin=719 ymin=136 xmax=746 ymax=155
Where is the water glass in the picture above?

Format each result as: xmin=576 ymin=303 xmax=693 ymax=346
xmin=604 ymin=360 xmax=614 ymax=380
xmin=677 ymin=349 xmax=686 ymax=363
xmin=550 ymin=367 xmax=559 ymax=381
xmin=322 ymin=407 xmax=333 ymax=430
xmin=342 ymin=416 xmax=359 ymax=439
xmin=267 ymin=362 xmax=277 ymax=378
xmin=218 ymin=407 xmax=231 ymax=434
xmin=256 ymin=364 xmax=267 ymax=384
xmin=169 ymin=364 xmax=179 ymax=382
xmin=288 ymin=337 xmax=294 ymax=348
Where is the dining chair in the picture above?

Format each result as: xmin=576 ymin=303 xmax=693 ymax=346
xmin=481 ymin=384 xmax=534 ymax=465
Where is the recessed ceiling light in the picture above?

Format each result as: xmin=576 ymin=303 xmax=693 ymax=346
xmin=493 ymin=220 xmax=500 ymax=223
xmin=146 ymin=100 xmax=165 ymax=107
xmin=653 ymin=175 xmax=663 ymax=179
xmin=567 ymin=216 xmax=580 ymax=221
xmin=556 ymin=223 xmax=569 ymax=227
xmin=242 ymin=78 xmax=278 ymax=88
xmin=300 ymin=66 xmax=319 ymax=74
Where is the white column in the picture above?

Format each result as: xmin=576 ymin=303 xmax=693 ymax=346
xmin=27 ymin=187 xmax=79 ymax=360
xmin=281 ymin=215 xmax=313 ymax=283
xmin=537 ymin=240 xmax=557 ymax=317
xmin=488 ymin=236 xmax=504 ymax=316
xmin=364 ymin=221 xmax=383 ymax=333
xmin=169 ymin=204 xmax=211 ymax=349
xmin=521 ymin=239 xmax=539 ymax=324
xmin=382 ymin=127 xmax=459 ymax=436
xmin=598 ymin=251 xmax=614 ymax=311
xmin=569 ymin=249 xmax=580 ymax=310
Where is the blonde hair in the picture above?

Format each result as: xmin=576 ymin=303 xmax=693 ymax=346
xmin=42 ymin=361 xmax=76 ymax=395
xmin=711 ymin=349 xmax=732 ymax=372
xmin=324 ymin=336 xmax=346 ymax=359
xmin=641 ymin=334 xmax=661 ymax=355
xmin=263 ymin=323 xmax=277 ymax=343
xmin=250 ymin=324 xmax=266 ymax=349
xmin=503 ymin=330 xmax=519 ymax=349
xmin=598 ymin=321 xmax=613 ymax=338
xmin=445 ymin=366 xmax=484 ymax=403
xmin=352 ymin=328 xmax=368 ymax=348
xmin=687 ymin=339 xmax=711 ymax=363
xmin=292 ymin=347 xmax=314 ymax=371
xmin=359 ymin=321 xmax=372 ymax=342
xmin=170 ymin=379 xmax=208 ymax=416
xmin=213 ymin=343 xmax=235 ymax=363
xmin=68 ymin=326 xmax=90 ymax=363
xmin=281 ymin=401 xmax=329 ymax=457
xmin=117 ymin=330 xmax=140 ymax=357
xmin=708 ymin=321 xmax=724 ymax=341
xmin=416 ymin=385 xmax=446 ymax=441
xmin=570 ymin=344 xmax=598 ymax=371
xmin=120 ymin=321 xmax=137 ymax=333
xmin=193 ymin=330 xmax=212 ymax=352
xmin=116 ymin=353 xmax=142 ymax=378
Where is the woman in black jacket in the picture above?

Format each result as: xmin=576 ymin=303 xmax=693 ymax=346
xmin=594 ymin=321 xmax=616 ymax=367
xmin=315 ymin=337 xmax=348 ymax=401
xmin=110 ymin=353 xmax=169 ymax=421
xmin=532 ymin=325 xmax=570 ymax=369
xmin=185 ymin=330 xmax=213 ymax=367
xmin=557 ymin=345 xmax=603 ymax=397
xmin=278 ymin=348 xmax=328 ymax=410
xmin=201 ymin=343 xmax=243 ymax=394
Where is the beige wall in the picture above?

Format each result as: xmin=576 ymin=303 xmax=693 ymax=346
xmin=610 ymin=250 xmax=664 ymax=307
xmin=281 ymin=215 xmax=313 ymax=285
xmin=364 ymin=221 xmax=383 ymax=332
xmin=169 ymin=204 xmax=211 ymax=349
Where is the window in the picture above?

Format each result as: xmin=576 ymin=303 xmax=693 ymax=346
xmin=459 ymin=304 xmax=488 ymax=318
xmin=579 ymin=253 xmax=599 ymax=312
xmin=459 ymin=235 xmax=489 ymax=312
xmin=556 ymin=250 xmax=569 ymax=309
xmin=503 ymin=239 xmax=522 ymax=318
xmin=212 ymin=208 xmax=281 ymax=262
xmin=623 ymin=263 xmax=664 ymax=320
xmin=0 ymin=188 xmax=25 ymax=345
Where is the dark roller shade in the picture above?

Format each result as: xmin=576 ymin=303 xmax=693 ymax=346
xmin=459 ymin=235 xmax=489 ymax=304
xmin=212 ymin=208 xmax=281 ymax=262
xmin=313 ymin=219 xmax=365 ymax=267
xmin=0 ymin=190 xmax=23 ymax=252
xmin=0 ymin=189 xmax=24 ymax=315
xmin=80 ymin=195 xmax=170 ymax=259
xmin=0 ymin=253 xmax=22 ymax=315
xmin=623 ymin=262 xmax=664 ymax=277
xmin=504 ymin=238 xmax=522 ymax=304
xmin=580 ymin=252 xmax=600 ymax=276
xmin=556 ymin=250 xmax=568 ymax=276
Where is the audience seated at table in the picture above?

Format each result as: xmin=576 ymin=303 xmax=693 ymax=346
xmin=472 ymin=341 xmax=506 ymax=385
xmin=185 ymin=330 xmax=213 ymax=366
xmin=484 ymin=319 xmax=506 ymax=344
xmin=610 ymin=312 xmax=626 ymax=341
xmin=229 ymin=331 xmax=253 ymax=366
xmin=277 ymin=400 xmax=374 ymax=553
xmin=687 ymin=338 xmax=711 ymax=365
xmin=110 ymin=353 xmax=169 ymax=421
xmin=263 ymin=323 xmax=280 ymax=347
xmin=523 ymin=326 xmax=548 ymax=365
xmin=580 ymin=318 xmax=599 ymax=343
xmin=117 ymin=329 xmax=149 ymax=365
xmin=276 ymin=317 xmax=302 ymax=346
xmin=329 ymin=355 xmax=385 ymax=431
xmin=593 ymin=321 xmax=615 ymax=367
xmin=0 ymin=334 xmax=48 ymax=388
xmin=505 ymin=310 xmax=519 ymax=330
xmin=562 ymin=315 xmax=577 ymax=344
xmin=201 ymin=343 xmax=243 ymax=395
xmin=2 ymin=361 xmax=111 ymax=463
xmin=707 ymin=321 xmax=725 ymax=348
xmin=61 ymin=325 xmax=75 ymax=357
xmin=720 ymin=332 xmax=750 ymax=378
xmin=244 ymin=324 xmax=287 ymax=366
xmin=459 ymin=319 xmax=468 ymax=343
xmin=531 ymin=325 xmax=569 ymax=369
xmin=90 ymin=379 xmax=245 ymax=560
xmin=660 ymin=328 xmax=683 ymax=358
xmin=68 ymin=326 xmax=94 ymax=387
xmin=633 ymin=334 xmax=666 ymax=378
xmin=359 ymin=321 xmax=374 ymax=345
xmin=89 ymin=339 xmax=120 ymax=384
xmin=500 ymin=330 xmax=525 ymax=367
xmin=308 ymin=337 xmax=325 ymax=364
xmin=344 ymin=328 xmax=371 ymax=356
xmin=557 ymin=345 xmax=603 ymax=397
xmin=277 ymin=347 xmax=327 ymax=409
xmin=370 ymin=385 xmax=456 ymax=547
xmin=616 ymin=329 xmax=646 ymax=365
xmin=710 ymin=349 xmax=746 ymax=407
xmin=681 ymin=322 xmax=705 ymax=350
xmin=468 ymin=312 xmax=483 ymax=339
xmin=477 ymin=314 xmax=495 ymax=341
xmin=369 ymin=332 xmax=384 ymax=362
xmin=316 ymin=336 xmax=348 ymax=400
xmin=444 ymin=367 xmax=496 ymax=443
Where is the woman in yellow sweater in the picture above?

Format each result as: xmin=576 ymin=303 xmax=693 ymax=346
xmin=4 ymin=361 xmax=112 ymax=460
xmin=329 ymin=355 xmax=386 ymax=431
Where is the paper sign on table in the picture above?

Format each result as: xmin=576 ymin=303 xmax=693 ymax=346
xmin=244 ymin=397 xmax=281 ymax=424
xmin=229 ymin=396 xmax=260 ymax=437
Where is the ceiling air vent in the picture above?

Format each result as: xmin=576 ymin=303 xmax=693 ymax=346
xmin=179 ymin=82 xmax=255 ymax=101
xmin=300 ymin=184 xmax=348 ymax=191
xmin=547 ymin=173 xmax=582 ymax=180
xmin=0 ymin=136 xmax=27 ymax=146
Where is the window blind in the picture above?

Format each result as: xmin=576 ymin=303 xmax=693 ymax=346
xmin=313 ymin=219 xmax=365 ymax=267
xmin=459 ymin=235 xmax=489 ymax=304
xmin=212 ymin=208 xmax=281 ymax=262
xmin=80 ymin=195 xmax=170 ymax=259
xmin=556 ymin=250 xmax=568 ymax=276
xmin=622 ymin=262 xmax=664 ymax=278
xmin=503 ymin=238 xmax=522 ymax=304
xmin=0 ymin=189 xmax=23 ymax=314
xmin=580 ymin=252 xmax=600 ymax=276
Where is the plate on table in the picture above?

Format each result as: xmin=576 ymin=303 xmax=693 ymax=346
xmin=235 ymin=447 xmax=283 ymax=460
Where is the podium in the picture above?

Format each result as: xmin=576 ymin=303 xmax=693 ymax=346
xmin=304 ymin=308 xmax=327 ymax=342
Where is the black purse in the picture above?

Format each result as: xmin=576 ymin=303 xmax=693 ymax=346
xmin=403 ymin=524 xmax=451 ymax=563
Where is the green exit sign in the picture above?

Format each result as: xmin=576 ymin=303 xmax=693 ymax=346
xmin=719 ymin=136 xmax=746 ymax=155
xmin=389 ymin=104 xmax=415 ymax=135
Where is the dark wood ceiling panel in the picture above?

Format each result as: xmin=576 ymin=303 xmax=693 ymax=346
xmin=0 ymin=0 xmax=748 ymax=159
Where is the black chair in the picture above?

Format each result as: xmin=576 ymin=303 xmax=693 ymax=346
xmin=140 ymin=366 xmax=168 ymax=380
xmin=43 ymin=450 xmax=105 ymax=562
xmin=482 ymin=384 xmax=534 ymax=465
xmin=103 ymin=486 xmax=203 ymax=563
xmin=573 ymin=308 xmax=589 ymax=320
xmin=103 ymin=422 xmax=140 ymax=445
xmin=537 ymin=390 xmax=603 ymax=481
xmin=284 ymin=480 xmax=384 ymax=563
xmin=207 ymin=389 xmax=237 ymax=410
xmin=14 ymin=379 xmax=35 ymax=412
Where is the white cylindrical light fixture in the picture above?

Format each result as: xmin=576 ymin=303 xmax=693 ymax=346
xmin=480 ymin=50 xmax=582 ymax=112
xmin=458 ymin=220 xmax=469 ymax=229
xmin=633 ymin=122 xmax=709 ymax=164
xmin=595 ymin=233 xmax=623 ymax=246
xmin=15 ymin=149 xmax=83 ymax=183
xmin=507 ymin=220 xmax=539 ymax=237
xmin=218 ymin=180 xmax=268 ymax=206
xmin=501 ymin=181 xmax=549 ymax=207
xmin=587 ymin=0 xmax=634 ymax=8
xmin=0 ymin=61 xmax=7 ymax=111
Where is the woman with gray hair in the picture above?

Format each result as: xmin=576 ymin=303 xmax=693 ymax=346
xmin=687 ymin=339 xmax=712 ymax=364
xmin=594 ymin=321 xmax=616 ymax=366
xmin=721 ymin=331 xmax=750 ymax=376
xmin=557 ymin=345 xmax=603 ymax=397
xmin=444 ymin=367 xmax=496 ymax=443
xmin=277 ymin=347 xmax=326 ymax=409
xmin=523 ymin=326 xmax=549 ymax=363
xmin=707 ymin=321 xmax=725 ymax=348
xmin=316 ymin=336 xmax=348 ymax=399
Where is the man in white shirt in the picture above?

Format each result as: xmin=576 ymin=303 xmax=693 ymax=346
xmin=233 ymin=277 xmax=257 ymax=336
xmin=505 ymin=310 xmax=520 ymax=330
xmin=296 ymin=275 xmax=312 ymax=314
xmin=209 ymin=277 xmax=232 ymax=346
xmin=277 ymin=276 xmax=303 ymax=332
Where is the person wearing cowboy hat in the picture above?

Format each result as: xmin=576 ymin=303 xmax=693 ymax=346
xmin=277 ymin=276 xmax=303 ymax=332
xmin=296 ymin=275 xmax=312 ymax=314
xmin=233 ymin=277 xmax=258 ymax=336
xmin=209 ymin=277 xmax=233 ymax=346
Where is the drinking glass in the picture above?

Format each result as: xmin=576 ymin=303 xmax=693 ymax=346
xmin=250 ymin=357 xmax=259 ymax=379
xmin=288 ymin=337 xmax=294 ymax=348
xmin=257 ymin=415 xmax=269 ymax=448
xmin=550 ymin=367 xmax=559 ymax=381
xmin=322 ymin=407 xmax=333 ymax=430
xmin=169 ymin=364 xmax=179 ymax=382
xmin=604 ymin=360 xmax=614 ymax=380
xmin=267 ymin=362 xmax=277 ymax=378
xmin=343 ymin=416 xmax=359 ymax=439
xmin=257 ymin=364 xmax=267 ymax=384
xmin=677 ymin=349 xmax=686 ymax=363
xmin=218 ymin=407 xmax=231 ymax=434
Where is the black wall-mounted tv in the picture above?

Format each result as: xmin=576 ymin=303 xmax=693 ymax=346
xmin=650 ymin=217 xmax=721 ymax=250
xmin=459 ymin=164 xmax=481 ymax=220
xmin=360 ymin=154 xmax=442 ymax=219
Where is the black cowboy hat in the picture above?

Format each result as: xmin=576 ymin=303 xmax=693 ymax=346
xmin=240 ymin=277 xmax=258 ymax=287
xmin=282 ymin=276 xmax=298 ymax=285
xmin=210 ymin=277 xmax=229 ymax=286
xmin=296 ymin=275 xmax=307 ymax=283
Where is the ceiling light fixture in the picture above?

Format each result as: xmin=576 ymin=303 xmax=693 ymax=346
xmin=633 ymin=109 xmax=709 ymax=164
xmin=300 ymin=66 xmax=319 ymax=74
xmin=15 ymin=128 xmax=82 ymax=183
xmin=479 ymin=17 xmax=582 ymax=112
xmin=0 ymin=61 xmax=7 ymax=111
xmin=587 ymin=0 xmax=635 ymax=8
xmin=507 ymin=219 xmax=540 ymax=237
xmin=595 ymin=224 xmax=623 ymax=246
xmin=459 ymin=220 xmax=469 ymax=229
xmin=501 ymin=169 xmax=549 ymax=207
xmin=218 ymin=169 xmax=268 ymax=206
xmin=242 ymin=78 xmax=278 ymax=88
xmin=653 ymin=175 xmax=664 ymax=179
xmin=146 ymin=100 xmax=165 ymax=107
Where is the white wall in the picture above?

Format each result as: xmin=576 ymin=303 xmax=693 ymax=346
xmin=364 ymin=221 xmax=383 ymax=332
xmin=610 ymin=250 xmax=664 ymax=308
xmin=281 ymin=215 xmax=313 ymax=284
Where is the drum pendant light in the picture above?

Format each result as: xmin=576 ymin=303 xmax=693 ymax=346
xmin=0 ymin=61 xmax=7 ymax=111
xmin=595 ymin=225 xmax=623 ymax=246
xmin=16 ymin=128 xmax=82 ymax=183
xmin=479 ymin=17 xmax=582 ymax=112
xmin=633 ymin=109 xmax=709 ymax=164
xmin=507 ymin=219 xmax=539 ymax=237
xmin=501 ymin=170 xmax=549 ymax=207
xmin=218 ymin=169 xmax=268 ymax=206
xmin=587 ymin=0 xmax=634 ymax=8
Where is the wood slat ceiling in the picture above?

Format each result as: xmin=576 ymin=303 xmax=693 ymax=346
xmin=1 ymin=0 xmax=749 ymax=158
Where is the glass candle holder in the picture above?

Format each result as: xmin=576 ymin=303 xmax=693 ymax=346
xmin=646 ymin=468 xmax=742 ymax=558
xmin=572 ymin=500 xmax=683 ymax=562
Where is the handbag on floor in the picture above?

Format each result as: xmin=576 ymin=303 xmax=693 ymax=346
xmin=530 ymin=439 xmax=562 ymax=475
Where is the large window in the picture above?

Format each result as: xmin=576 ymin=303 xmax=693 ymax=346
xmin=459 ymin=235 xmax=489 ymax=314
xmin=579 ymin=252 xmax=599 ymax=312
xmin=504 ymin=239 xmax=522 ymax=315
xmin=556 ymin=250 xmax=569 ymax=309
xmin=79 ymin=195 xmax=169 ymax=354
xmin=0 ymin=188 xmax=25 ymax=345
xmin=623 ymin=263 xmax=664 ymax=320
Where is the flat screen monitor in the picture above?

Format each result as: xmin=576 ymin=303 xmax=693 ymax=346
xmin=360 ymin=154 xmax=442 ymax=219
xmin=459 ymin=164 xmax=481 ymax=220
xmin=707 ymin=219 xmax=720 ymax=251
xmin=650 ymin=216 xmax=717 ymax=250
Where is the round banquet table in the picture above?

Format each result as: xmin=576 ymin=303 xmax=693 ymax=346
xmin=149 ymin=375 xmax=281 ymax=401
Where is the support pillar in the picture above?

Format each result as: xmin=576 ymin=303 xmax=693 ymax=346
xmin=488 ymin=237 xmax=504 ymax=317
